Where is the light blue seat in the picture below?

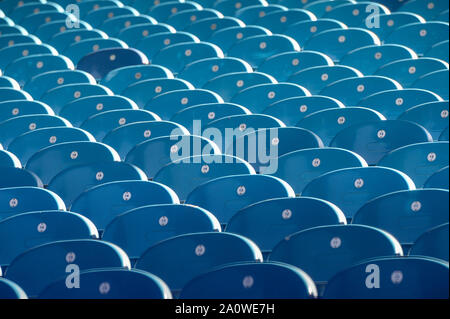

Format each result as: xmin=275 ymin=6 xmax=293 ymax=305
xmin=186 ymin=174 xmax=295 ymax=225
xmin=288 ymin=65 xmax=362 ymax=95
xmin=269 ymin=224 xmax=403 ymax=283
xmin=330 ymin=120 xmax=433 ymax=165
xmin=24 ymin=70 xmax=96 ymax=100
xmin=135 ymin=232 xmax=263 ymax=293
xmin=103 ymin=204 xmax=221 ymax=260
xmin=263 ymin=95 xmax=344 ymax=126
xmin=135 ymin=32 xmax=198 ymax=62
xmin=227 ymin=196 xmax=346 ymax=254
xmin=303 ymin=0 xmax=355 ymax=18
xmin=100 ymin=15 xmax=155 ymax=37
xmin=0 ymin=114 xmax=71 ymax=149
xmin=231 ymin=83 xmax=310 ymax=113
xmin=0 ymin=210 xmax=99 ymax=267
xmin=186 ymin=16 xmax=244 ymax=41
xmin=48 ymin=29 xmax=108 ymax=52
xmin=116 ymin=23 xmax=175 ymax=46
xmin=0 ymin=149 xmax=20 ymax=168
xmin=20 ymin=12 xmax=73 ymax=33
xmin=9 ymin=2 xmax=63 ymax=23
xmin=227 ymin=127 xmax=323 ymax=173
xmin=167 ymin=8 xmax=223 ymax=30
xmin=228 ymin=34 xmax=300 ymax=69
xmin=122 ymin=78 xmax=194 ymax=108
xmin=178 ymin=57 xmax=252 ymax=88
xmin=5 ymin=239 xmax=130 ymax=298
xmin=0 ymin=167 xmax=42 ymax=188
xmin=41 ymin=83 xmax=113 ymax=115
xmin=255 ymin=9 xmax=315 ymax=34
xmin=180 ymin=261 xmax=318 ymax=299
xmin=103 ymin=120 xmax=188 ymax=159
xmin=8 ymin=127 xmax=94 ymax=165
xmin=323 ymin=2 xmax=389 ymax=27
xmin=4 ymin=54 xmax=73 ymax=87
xmin=70 ymin=180 xmax=180 ymax=231
xmin=213 ymin=0 xmax=266 ymax=16
xmin=323 ymin=256 xmax=449 ymax=299
xmin=63 ymin=38 xmax=127 ymax=65
xmin=235 ymin=4 xmax=287 ymax=24
xmin=297 ymin=107 xmax=385 ymax=146
xmin=26 ymin=141 xmax=120 ymax=185
xmin=359 ymin=89 xmax=442 ymax=120
xmin=0 ymin=88 xmax=32 ymax=103
xmin=38 ymin=268 xmax=172 ymax=299
xmin=353 ymin=189 xmax=449 ymax=248
xmin=412 ymin=69 xmax=449 ymax=100
xmin=340 ymin=44 xmax=417 ymax=75
xmin=399 ymin=0 xmax=449 ymax=21
xmin=170 ymin=102 xmax=251 ymax=133
xmin=84 ymin=6 xmax=139 ymax=28
xmin=424 ymin=166 xmax=449 ymax=190
xmin=59 ymin=95 xmax=138 ymax=127
xmin=80 ymin=109 xmax=160 ymax=141
xmin=363 ymin=12 xmax=425 ymax=41
xmin=285 ymin=19 xmax=346 ymax=48
xmin=0 ymin=278 xmax=27 ymax=299
xmin=410 ymin=223 xmax=449 ymax=261
xmin=270 ymin=147 xmax=367 ymax=194
xmin=378 ymin=142 xmax=449 ymax=187
xmin=208 ymin=26 xmax=270 ymax=54
xmin=77 ymin=0 xmax=123 ymax=17
xmin=426 ymin=40 xmax=449 ymax=62
xmin=154 ymin=154 xmax=256 ymax=200
xmin=203 ymin=71 xmax=276 ymax=102
xmin=34 ymin=20 xmax=91 ymax=43
xmin=48 ymin=161 xmax=147 ymax=207
xmin=375 ymin=57 xmax=449 ymax=88
xmin=258 ymin=51 xmax=334 ymax=82
xmin=149 ymin=1 xmax=201 ymax=22
xmin=0 ymin=34 xmax=40 ymax=49
xmin=100 ymin=64 xmax=173 ymax=94
xmin=0 ymin=100 xmax=53 ymax=123
xmin=152 ymin=42 xmax=224 ymax=74
xmin=304 ymin=28 xmax=380 ymax=62
xmin=126 ymin=135 xmax=220 ymax=178
xmin=385 ymin=22 xmax=449 ymax=56
xmin=144 ymin=89 xmax=223 ymax=120
xmin=301 ymin=166 xmax=416 ymax=220
xmin=0 ymin=43 xmax=56 ymax=70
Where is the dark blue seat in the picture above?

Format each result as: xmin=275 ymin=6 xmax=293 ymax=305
xmin=0 ymin=277 xmax=27 ymax=299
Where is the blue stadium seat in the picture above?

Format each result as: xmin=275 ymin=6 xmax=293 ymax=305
xmin=269 ymin=224 xmax=403 ymax=283
xmin=0 ymin=43 xmax=56 ymax=70
xmin=0 ymin=34 xmax=41 ymax=49
xmin=122 ymin=78 xmax=194 ymax=108
xmin=100 ymin=64 xmax=173 ymax=94
xmin=149 ymin=1 xmax=202 ymax=22
xmin=103 ymin=120 xmax=188 ymax=159
xmin=231 ymin=83 xmax=310 ymax=113
xmin=126 ymin=135 xmax=220 ymax=178
xmin=0 ymin=167 xmax=42 ymax=188
xmin=64 ymin=38 xmax=128 ymax=65
xmin=359 ymin=88 xmax=442 ymax=120
xmin=340 ymin=44 xmax=416 ymax=75
xmin=77 ymin=0 xmax=123 ymax=17
xmin=208 ymin=25 xmax=270 ymax=54
xmin=424 ymin=166 xmax=449 ymax=189
xmin=0 ymin=88 xmax=32 ymax=102
xmin=410 ymin=223 xmax=449 ymax=261
xmin=178 ymin=57 xmax=252 ymax=88
xmin=364 ymin=12 xmax=425 ymax=41
xmin=324 ymin=2 xmax=390 ymax=27
xmin=436 ymin=9 xmax=449 ymax=23
xmin=323 ymin=256 xmax=449 ymax=299
xmin=5 ymin=239 xmax=131 ymax=298
xmin=227 ymin=196 xmax=346 ymax=254
xmin=0 ymin=100 xmax=54 ymax=123
xmin=301 ymin=166 xmax=416 ymax=220
xmin=135 ymin=232 xmax=263 ymax=293
xmin=20 ymin=12 xmax=74 ymax=33
xmin=35 ymin=20 xmax=91 ymax=43
xmin=297 ymin=107 xmax=385 ymax=146
xmin=186 ymin=174 xmax=295 ymax=225
xmin=77 ymin=48 xmax=149 ymax=80
xmin=0 ymin=278 xmax=27 ymax=299
xmin=270 ymin=147 xmax=367 ymax=194
xmin=84 ymin=6 xmax=139 ymax=28
xmin=304 ymin=28 xmax=380 ymax=62
xmin=263 ymin=95 xmax=344 ymax=126
xmin=24 ymin=70 xmax=97 ymax=100
xmin=100 ymin=15 xmax=155 ymax=36
xmin=255 ymin=9 xmax=315 ymax=34
xmin=167 ymin=8 xmax=223 ymax=30
xmin=47 ymin=162 xmax=143 ymax=207
xmin=426 ymin=40 xmax=449 ymax=62
xmin=4 ymin=54 xmax=74 ymax=87
xmin=38 ymin=268 xmax=172 ymax=299
xmin=186 ymin=16 xmax=245 ymax=41
xmin=285 ymin=19 xmax=346 ymax=48
xmin=103 ymin=204 xmax=221 ymax=260
xmin=48 ymin=29 xmax=108 ymax=52
xmin=144 ymin=88 xmax=223 ymax=120
xmin=353 ymin=189 xmax=449 ymax=248
xmin=399 ymin=0 xmax=449 ymax=21
xmin=213 ymin=0 xmax=266 ymax=16
xmin=26 ymin=141 xmax=120 ymax=185
xmin=303 ymin=0 xmax=356 ymax=18
xmin=385 ymin=22 xmax=449 ymax=56
xmin=153 ymin=154 xmax=256 ymax=200
xmin=0 ymin=210 xmax=98 ymax=266
xmin=378 ymin=142 xmax=449 ymax=187
xmin=0 ymin=75 xmax=18 ymax=88
xmin=288 ymin=65 xmax=362 ymax=95
xmin=440 ymin=127 xmax=449 ymax=141
xmin=80 ymin=109 xmax=161 ymax=141
xmin=170 ymin=102 xmax=251 ymax=133
xmin=0 ymin=25 xmax=27 ymax=36
xmin=228 ymin=34 xmax=300 ymax=69
xmin=0 ymin=114 xmax=71 ymax=149
xmin=412 ymin=69 xmax=449 ymax=100
xmin=116 ymin=23 xmax=175 ymax=46
xmin=9 ymin=2 xmax=63 ymax=23
xmin=180 ymin=261 xmax=318 ymax=299
xmin=70 ymin=180 xmax=180 ymax=231
xmin=0 ymin=149 xmax=21 ymax=168
xmin=235 ymin=4 xmax=287 ymax=24
xmin=330 ymin=120 xmax=433 ymax=165
xmin=203 ymin=72 xmax=276 ymax=102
